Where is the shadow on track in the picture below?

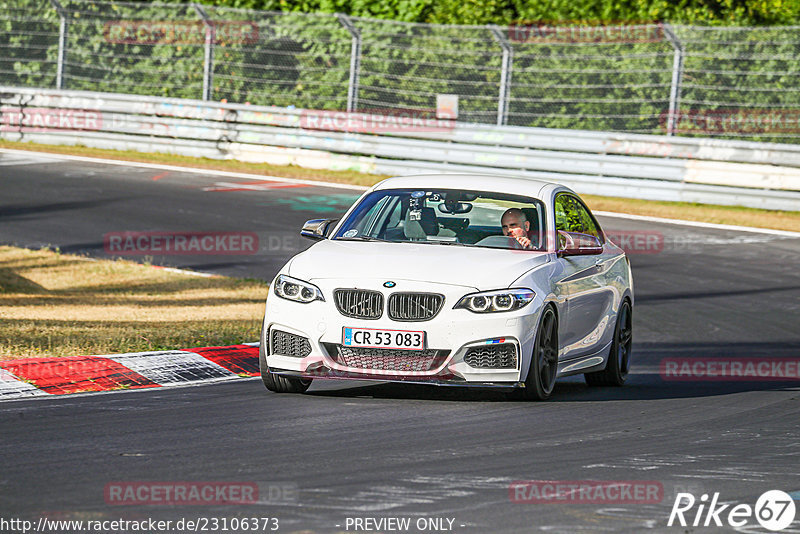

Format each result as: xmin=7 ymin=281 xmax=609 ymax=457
xmin=302 ymin=376 xmax=799 ymax=403
xmin=0 ymin=199 xmax=127 ymax=221
xmin=636 ymin=285 xmax=800 ymax=303
xmin=301 ymin=340 xmax=800 ymax=403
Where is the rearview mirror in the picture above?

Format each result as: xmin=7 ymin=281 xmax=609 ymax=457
xmin=300 ymin=219 xmax=337 ymax=241
xmin=557 ymin=230 xmax=603 ymax=257
xmin=438 ymin=202 xmax=472 ymax=214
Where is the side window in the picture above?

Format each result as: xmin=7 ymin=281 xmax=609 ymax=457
xmin=554 ymin=195 xmax=566 ymax=231
xmin=555 ymin=194 xmax=603 ymax=241
xmin=554 ymin=194 xmax=580 ymax=233
xmin=573 ymin=198 xmax=602 ymax=240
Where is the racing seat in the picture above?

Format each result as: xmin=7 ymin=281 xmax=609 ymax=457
xmin=404 ymin=207 xmax=439 ymax=240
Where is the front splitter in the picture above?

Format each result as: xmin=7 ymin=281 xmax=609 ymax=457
xmin=272 ymin=368 xmax=524 ymax=389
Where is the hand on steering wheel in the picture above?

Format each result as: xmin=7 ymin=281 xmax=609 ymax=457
xmin=510 ymin=227 xmax=532 ymax=249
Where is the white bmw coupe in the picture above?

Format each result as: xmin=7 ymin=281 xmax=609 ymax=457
xmin=259 ymin=174 xmax=633 ymax=400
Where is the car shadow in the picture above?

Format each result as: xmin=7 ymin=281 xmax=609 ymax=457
xmin=304 ymin=376 xmax=799 ymax=403
xmin=304 ymin=340 xmax=800 ymax=403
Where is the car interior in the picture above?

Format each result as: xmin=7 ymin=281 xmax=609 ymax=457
xmin=374 ymin=191 xmax=544 ymax=250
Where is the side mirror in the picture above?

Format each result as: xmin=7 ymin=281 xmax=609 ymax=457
xmin=300 ymin=219 xmax=337 ymax=241
xmin=557 ymin=230 xmax=603 ymax=257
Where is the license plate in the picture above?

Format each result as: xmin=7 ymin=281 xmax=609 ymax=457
xmin=342 ymin=327 xmax=425 ymax=351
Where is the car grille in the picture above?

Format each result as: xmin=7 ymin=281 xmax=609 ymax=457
xmin=334 ymin=289 xmax=383 ymax=319
xmin=387 ymin=292 xmax=445 ymax=322
xmin=324 ymin=344 xmax=449 ymax=373
xmin=463 ymin=344 xmax=517 ymax=369
xmin=270 ymin=329 xmax=312 ymax=358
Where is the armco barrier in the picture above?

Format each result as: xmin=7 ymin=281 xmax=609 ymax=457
xmin=2 ymin=86 xmax=800 ymax=211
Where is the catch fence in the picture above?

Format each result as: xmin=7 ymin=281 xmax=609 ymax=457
xmin=3 ymin=0 xmax=800 ymax=142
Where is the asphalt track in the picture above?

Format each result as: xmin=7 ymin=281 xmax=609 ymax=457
xmin=1 ymin=150 xmax=800 ymax=533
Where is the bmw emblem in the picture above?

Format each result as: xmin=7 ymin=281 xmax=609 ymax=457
xmin=383 ymin=281 xmax=396 ymax=288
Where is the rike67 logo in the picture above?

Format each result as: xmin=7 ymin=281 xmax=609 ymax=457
xmin=668 ymin=490 xmax=796 ymax=531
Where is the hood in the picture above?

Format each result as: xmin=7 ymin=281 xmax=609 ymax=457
xmin=288 ymin=239 xmax=550 ymax=291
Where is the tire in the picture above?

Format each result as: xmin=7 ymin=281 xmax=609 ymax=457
xmin=519 ymin=305 xmax=559 ymax=401
xmin=259 ymin=335 xmax=312 ymax=393
xmin=585 ymin=299 xmax=632 ymax=387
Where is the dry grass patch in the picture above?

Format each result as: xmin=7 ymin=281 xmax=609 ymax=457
xmin=0 ymin=246 xmax=267 ymax=359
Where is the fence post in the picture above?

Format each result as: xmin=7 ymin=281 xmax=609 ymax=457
xmin=662 ymin=24 xmax=684 ymax=136
xmin=49 ymin=0 xmax=67 ymax=90
xmin=337 ymin=13 xmax=361 ymax=113
xmin=193 ymin=3 xmax=214 ymax=101
xmin=490 ymin=25 xmax=513 ymax=127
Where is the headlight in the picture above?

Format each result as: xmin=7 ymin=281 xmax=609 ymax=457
xmin=273 ymin=274 xmax=325 ymax=303
xmin=454 ymin=288 xmax=535 ymax=313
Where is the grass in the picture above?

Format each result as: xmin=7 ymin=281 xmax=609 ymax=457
xmin=2 ymin=139 xmax=798 ymax=232
xmin=0 ymin=246 xmax=267 ymax=360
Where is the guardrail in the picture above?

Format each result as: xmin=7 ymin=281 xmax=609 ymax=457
xmin=2 ymin=86 xmax=800 ymax=211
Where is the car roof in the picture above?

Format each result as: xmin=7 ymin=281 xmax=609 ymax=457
xmin=372 ymin=174 xmax=565 ymax=200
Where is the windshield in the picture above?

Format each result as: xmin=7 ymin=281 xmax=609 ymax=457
xmin=333 ymin=188 xmax=546 ymax=251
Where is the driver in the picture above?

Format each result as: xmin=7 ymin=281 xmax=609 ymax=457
xmin=501 ymin=208 xmax=533 ymax=249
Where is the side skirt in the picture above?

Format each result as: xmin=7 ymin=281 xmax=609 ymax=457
xmin=556 ymin=341 xmax=613 ymax=378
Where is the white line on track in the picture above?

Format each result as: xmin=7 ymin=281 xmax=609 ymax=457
xmin=2 ymin=147 xmax=798 ymax=238
xmin=152 ymin=265 xmax=218 ymax=278
xmin=0 ymin=148 xmax=367 ymax=190
xmin=0 ymin=152 xmax=61 ymax=166
xmin=61 ymin=253 xmax=218 ymax=278
xmin=594 ymin=211 xmax=800 ymax=238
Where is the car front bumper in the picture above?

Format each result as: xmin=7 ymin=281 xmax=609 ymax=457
xmin=262 ymin=279 xmax=544 ymax=385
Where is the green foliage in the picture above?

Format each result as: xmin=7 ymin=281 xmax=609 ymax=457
xmin=133 ymin=0 xmax=800 ymax=25
xmin=0 ymin=0 xmax=59 ymax=87
xmin=509 ymin=0 xmax=800 ymax=26
xmin=3 ymin=0 xmax=800 ymax=143
xmin=185 ymin=0 xmax=800 ymax=25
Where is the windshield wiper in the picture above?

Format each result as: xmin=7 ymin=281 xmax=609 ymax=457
xmin=337 ymin=237 xmax=485 ymax=247
xmin=435 ymin=241 xmax=478 ymax=247
xmin=335 ymin=236 xmax=391 ymax=243
xmin=402 ymin=240 xmax=477 ymax=247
